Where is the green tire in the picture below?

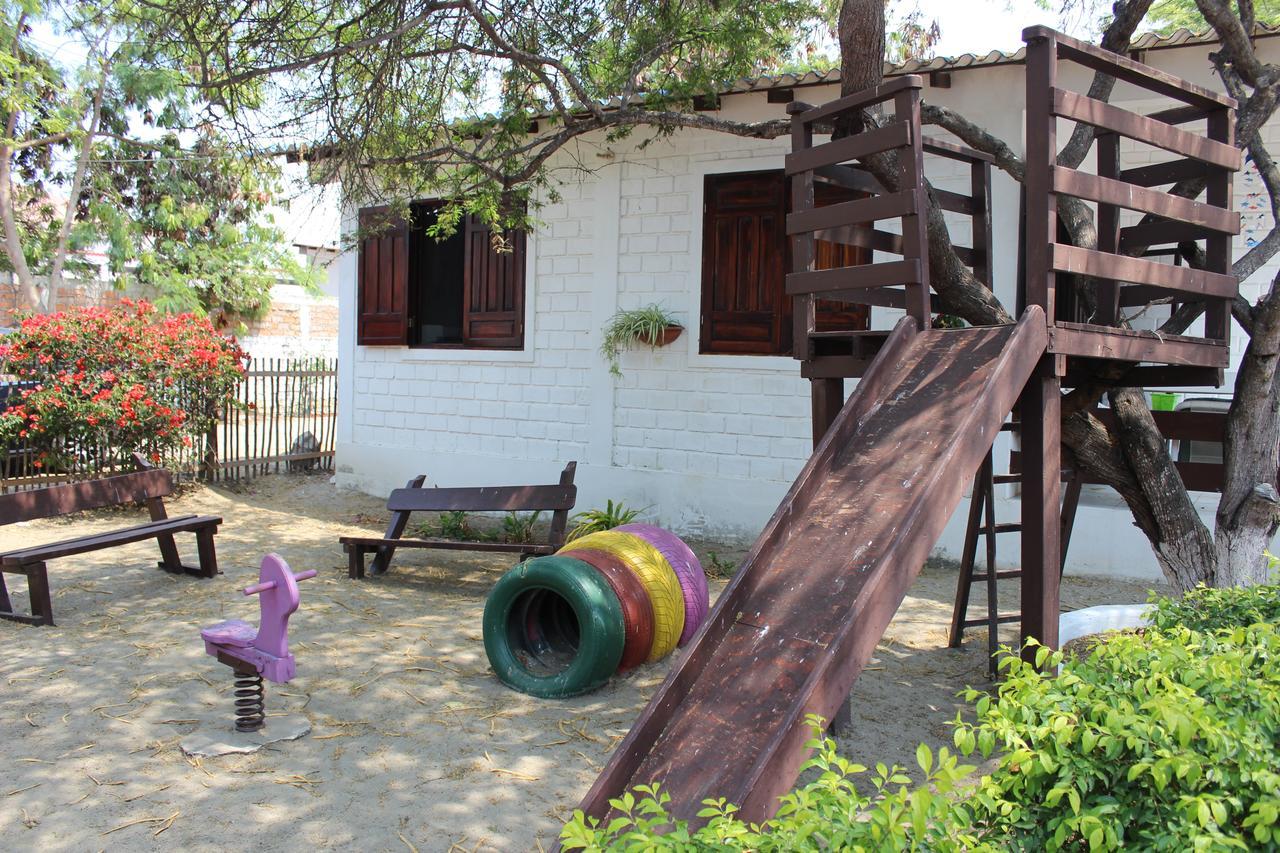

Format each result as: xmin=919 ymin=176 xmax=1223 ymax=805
xmin=483 ymin=556 xmax=625 ymax=698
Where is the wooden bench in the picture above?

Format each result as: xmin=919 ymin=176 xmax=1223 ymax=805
xmin=0 ymin=454 xmax=222 ymax=626
xmin=342 ymin=462 xmax=578 ymax=579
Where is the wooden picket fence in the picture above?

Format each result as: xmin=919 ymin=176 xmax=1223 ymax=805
xmin=200 ymin=357 xmax=338 ymax=482
xmin=0 ymin=357 xmax=338 ymax=491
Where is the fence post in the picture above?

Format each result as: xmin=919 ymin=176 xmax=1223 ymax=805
xmin=201 ymin=397 xmax=219 ymax=482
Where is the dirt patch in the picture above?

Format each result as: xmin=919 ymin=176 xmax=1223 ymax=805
xmin=0 ymin=474 xmax=1162 ymax=850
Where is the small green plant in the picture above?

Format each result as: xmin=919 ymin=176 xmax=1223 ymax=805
xmin=567 ymin=500 xmax=642 ymax=541
xmin=1148 ymin=581 xmax=1280 ymax=633
xmin=561 ymin=716 xmax=981 ymax=850
xmin=706 ymin=551 xmax=738 ymax=578
xmin=438 ymin=510 xmax=470 ymax=540
xmin=600 ymin=304 xmax=681 ymax=378
xmin=501 ymin=510 xmax=542 ymax=544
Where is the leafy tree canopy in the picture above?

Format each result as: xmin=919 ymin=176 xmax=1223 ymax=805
xmin=0 ymin=0 xmax=313 ymax=323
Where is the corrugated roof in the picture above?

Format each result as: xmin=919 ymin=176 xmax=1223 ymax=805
xmin=724 ymin=22 xmax=1280 ymax=95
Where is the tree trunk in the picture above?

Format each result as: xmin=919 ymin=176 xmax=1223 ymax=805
xmin=1215 ymin=274 xmax=1280 ymax=585
xmin=837 ymin=0 xmax=885 ymax=99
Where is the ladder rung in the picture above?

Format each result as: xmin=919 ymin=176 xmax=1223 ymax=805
xmin=987 ymin=471 xmax=1076 ymax=485
xmin=961 ymin=614 xmax=1021 ymax=628
xmin=969 ymin=570 xmax=1024 ymax=582
xmin=987 ymin=523 xmax=1022 ymax=534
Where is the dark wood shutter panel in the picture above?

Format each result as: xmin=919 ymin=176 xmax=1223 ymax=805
xmin=356 ymin=206 xmax=410 ymax=345
xmin=463 ymin=216 xmax=525 ymax=349
xmin=700 ymin=171 xmax=788 ymax=354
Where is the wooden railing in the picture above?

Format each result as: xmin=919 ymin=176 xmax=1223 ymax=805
xmin=785 ymin=75 xmax=995 ymax=362
xmin=785 ymin=76 xmax=932 ymax=352
xmin=1023 ymin=26 xmax=1241 ymax=367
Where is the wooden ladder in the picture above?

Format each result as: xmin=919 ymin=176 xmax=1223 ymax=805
xmin=947 ymin=424 xmax=1083 ymax=675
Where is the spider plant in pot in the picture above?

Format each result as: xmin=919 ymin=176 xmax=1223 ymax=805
xmin=600 ymin=304 xmax=682 ymax=378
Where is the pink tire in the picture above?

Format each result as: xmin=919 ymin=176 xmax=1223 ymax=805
xmin=615 ymin=524 xmax=708 ymax=645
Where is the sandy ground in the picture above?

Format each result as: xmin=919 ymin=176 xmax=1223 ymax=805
xmin=0 ymin=474 xmax=1162 ymax=851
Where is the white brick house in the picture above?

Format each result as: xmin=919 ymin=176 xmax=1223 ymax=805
xmin=333 ymin=28 xmax=1280 ymax=581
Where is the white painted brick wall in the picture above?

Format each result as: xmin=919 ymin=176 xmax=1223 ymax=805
xmin=337 ymin=38 xmax=1280 ymax=559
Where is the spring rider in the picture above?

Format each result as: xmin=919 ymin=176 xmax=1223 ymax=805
xmin=182 ymin=554 xmax=315 ymax=754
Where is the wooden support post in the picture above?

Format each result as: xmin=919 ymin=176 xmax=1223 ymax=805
xmin=1095 ymin=132 xmax=1120 ymax=325
xmin=1205 ymin=107 xmax=1233 ymax=343
xmin=895 ymin=87 xmax=931 ymax=328
xmin=789 ymin=107 xmax=817 ymax=360
xmin=0 ymin=570 xmax=11 ymax=614
xmin=1024 ymin=31 xmax=1058 ymax=322
xmin=810 ymin=379 xmax=845 ymax=446
xmin=1019 ymin=361 xmax=1062 ymax=660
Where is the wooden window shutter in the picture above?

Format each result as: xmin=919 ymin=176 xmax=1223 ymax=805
xmin=462 ymin=215 xmax=525 ymax=349
xmin=700 ymin=171 xmax=788 ymax=354
xmin=356 ymin=206 xmax=410 ymax=345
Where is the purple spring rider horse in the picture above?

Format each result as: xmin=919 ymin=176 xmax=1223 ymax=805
xmin=200 ymin=554 xmax=316 ymax=733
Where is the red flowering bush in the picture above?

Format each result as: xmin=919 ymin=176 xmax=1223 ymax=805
xmin=0 ymin=300 xmax=247 ymax=472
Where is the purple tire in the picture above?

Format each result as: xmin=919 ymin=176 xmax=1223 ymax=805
xmin=615 ymin=524 xmax=708 ymax=645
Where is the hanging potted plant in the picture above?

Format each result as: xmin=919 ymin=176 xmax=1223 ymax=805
xmin=600 ymin=304 xmax=683 ymax=377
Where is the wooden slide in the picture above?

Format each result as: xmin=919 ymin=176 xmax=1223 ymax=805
xmin=577 ymin=307 xmax=1048 ymax=825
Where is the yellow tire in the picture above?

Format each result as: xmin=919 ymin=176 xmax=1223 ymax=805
xmin=562 ymin=530 xmax=684 ymax=661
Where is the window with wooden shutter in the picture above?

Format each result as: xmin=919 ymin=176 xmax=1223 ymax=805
xmin=356 ymin=203 xmax=525 ymax=350
xmin=700 ymin=171 xmax=869 ymax=355
xmin=700 ymin=171 xmax=789 ymax=354
xmin=463 ymin=215 xmax=525 ymax=349
xmin=356 ymin=207 xmax=410 ymax=345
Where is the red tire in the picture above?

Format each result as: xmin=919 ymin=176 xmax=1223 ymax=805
xmin=561 ymin=548 xmax=655 ymax=673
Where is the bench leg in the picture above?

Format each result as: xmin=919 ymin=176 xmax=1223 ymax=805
xmin=195 ymin=528 xmax=219 ymax=578
xmin=27 ymin=563 xmax=54 ymax=626
xmin=155 ymin=531 xmax=185 ymax=574
xmin=0 ymin=569 xmax=11 ymax=614
xmin=369 ymin=545 xmax=396 ymax=576
xmin=347 ymin=546 xmax=365 ymax=580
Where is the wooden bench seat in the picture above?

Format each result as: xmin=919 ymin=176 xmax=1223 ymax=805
xmin=0 ymin=454 xmax=221 ymax=626
xmin=341 ymin=462 xmax=577 ymax=579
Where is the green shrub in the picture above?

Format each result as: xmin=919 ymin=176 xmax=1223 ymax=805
xmin=563 ymin=586 xmax=1280 ymax=851
xmin=1148 ymin=581 xmax=1280 ymax=633
xmin=561 ymin=715 xmax=982 ymax=851
xmin=957 ymin=626 xmax=1280 ymax=850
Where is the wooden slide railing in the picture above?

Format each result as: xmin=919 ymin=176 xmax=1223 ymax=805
xmin=1023 ymin=26 xmax=1241 ymax=368
xmin=784 ymin=78 xmax=995 ymax=369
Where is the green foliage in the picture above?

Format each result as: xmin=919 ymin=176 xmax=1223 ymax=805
xmin=1147 ymin=581 xmax=1280 ymax=633
xmin=0 ymin=1 xmax=310 ymax=322
xmin=563 ymin=585 xmax=1280 ymax=851
xmin=502 ymin=510 xmax=543 ymax=544
xmin=437 ymin=511 xmax=471 ymax=541
xmin=567 ymin=500 xmax=642 ymax=541
xmin=955 ymin=624 xmax=1280 ymax=850
xmin=561 ymin=716 xmax=982 ymax=851
xmin=1146 ymin=0 xmax=1280 ymax=34
xmin=138 ymin=0 xmax=829 ymax=234
xmin=600 ymin=304 xmax=681 ymax=378
xmin=705 ymin=551 xmax=738 ymax=578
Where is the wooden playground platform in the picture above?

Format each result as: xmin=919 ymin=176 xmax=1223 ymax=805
xmin=579 ymin=26 xmax=1242 ymax=826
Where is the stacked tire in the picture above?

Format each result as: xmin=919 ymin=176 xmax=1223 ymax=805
xmin=482 ymin=525 xmax=709 ymax=698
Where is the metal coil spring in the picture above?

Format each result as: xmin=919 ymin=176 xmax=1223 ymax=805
xmin=233 ymin=671 xmax=265 ymax=733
